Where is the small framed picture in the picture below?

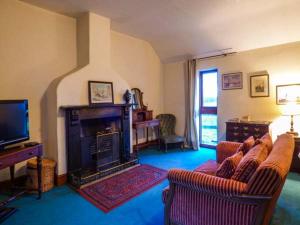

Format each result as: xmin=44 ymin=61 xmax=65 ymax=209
xmin=276 ymin=84 xmax=300 ymax=105
xmin=88 ymin=81 xmax=114 ymax=105
xmin=222 ymin=72 xmax=243 ymax=90
xmin=250 ymin=74 xmax=269 ymax=97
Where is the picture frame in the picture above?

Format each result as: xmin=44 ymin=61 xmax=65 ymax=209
xmin=88 ymin=81 xmax=114 ymax=105
xmin=250 ymin=74 xmax=269 ymax=97
xmin=222 ymin=72 xmax=243 ymax=90
xmin=276 ymin=84 xmax=300 ymax=105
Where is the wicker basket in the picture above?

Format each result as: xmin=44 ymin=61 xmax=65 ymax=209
xmin=26 ymin=158 xmax=56 ymax=192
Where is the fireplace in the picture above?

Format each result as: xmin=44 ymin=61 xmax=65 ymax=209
xmin=63 ymin=104 xmax=137 ymax=187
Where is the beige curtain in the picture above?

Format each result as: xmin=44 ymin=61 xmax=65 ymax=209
xmin=184 ymin=59 xmax=200 ymax=149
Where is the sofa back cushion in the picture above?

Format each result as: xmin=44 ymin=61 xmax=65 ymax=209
xmin=216 ymin=151 xmax=243 ymax=178
xmin=232 ymin=144 xmax=268 ymax=183
xmin=254 ymin=133 xmax=273 ymax=154
xmin=246 ymin=134 xmax=294 ymax=195
xmin=236 ymin=136 xmax=255 ymax=155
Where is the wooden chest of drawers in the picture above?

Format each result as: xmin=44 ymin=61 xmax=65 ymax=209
xmin=226 ymin=121 xmax=271 ymax=142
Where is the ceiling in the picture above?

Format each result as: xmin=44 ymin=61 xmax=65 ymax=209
xmin=23 ymin=0 xmax=300 ymax=63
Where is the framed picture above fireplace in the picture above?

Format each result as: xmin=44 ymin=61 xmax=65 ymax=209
xmin=88 ymin=81 xmax=114 ymax=105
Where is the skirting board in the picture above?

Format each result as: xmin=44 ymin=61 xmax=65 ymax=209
xmin=55 ymin=173 xmax=67 ymax=186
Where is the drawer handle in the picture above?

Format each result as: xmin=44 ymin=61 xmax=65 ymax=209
xmin=254 ymin=128 xmax=260 ymax=131
xmin=233 ymin=132 xmax=239 ymax=136
xmin=243 ymin=127 xmax=249 ymax=130
xmin=254 ymin=134 xmax=260 ymax=138
xmin=233 ymin=126 xmax=239 ymax=130
xmin=243 ymin=133 xmax=249 ymax=136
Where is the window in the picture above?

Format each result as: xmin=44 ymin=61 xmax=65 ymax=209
xmin=200 ymin=69 xmax=218 ymax=147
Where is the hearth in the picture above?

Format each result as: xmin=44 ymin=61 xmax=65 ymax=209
xmin=62 ymin=104 xmax=138 ymax=187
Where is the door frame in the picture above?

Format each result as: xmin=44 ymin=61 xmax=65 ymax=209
xmin=199 ymin=69 xmax=218 ymax=149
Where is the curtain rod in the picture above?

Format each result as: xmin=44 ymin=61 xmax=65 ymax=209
xmin=194 ymin=51 xmax=237 ymax=61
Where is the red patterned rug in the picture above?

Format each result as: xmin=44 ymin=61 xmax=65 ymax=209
xmin=78 ymin=164 xmax=168 ymax=212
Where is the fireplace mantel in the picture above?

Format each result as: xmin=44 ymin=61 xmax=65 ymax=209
xmin=61 ymin=103 xmax=132 ymax=110
xmin=62 ymin=104 xmax=137 ymax=187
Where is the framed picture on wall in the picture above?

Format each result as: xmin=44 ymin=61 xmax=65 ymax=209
xmin=250 ymin=74 xmax=269 ymax=97
xmin=222 ymin=72 xmax=243 ymax=90
xmin=88 ymin=81 xmax=114 ymax=105
xmin=276 ymin=84 xmax=300 ymax=105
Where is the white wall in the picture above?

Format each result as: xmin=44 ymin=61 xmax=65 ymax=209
xmin=163 ymin=42 xmax=300 ymax=142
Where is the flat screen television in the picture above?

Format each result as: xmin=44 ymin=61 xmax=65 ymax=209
xmin=0 ymin=100 xmax=29 ymax=150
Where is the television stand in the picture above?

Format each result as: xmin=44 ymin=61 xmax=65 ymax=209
xmin=0 ymin=191 xmax=25 ymax=223
xmin=0 ymin=144 xmax=43 ymax=222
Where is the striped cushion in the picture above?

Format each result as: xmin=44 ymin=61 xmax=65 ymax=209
xmin=236 ymin=136 xmax=255 ymax=155
xmin=216 ymin=151 xmax=243 ymax=178
xmin=232 ymin=144 xmax=268 ymax=183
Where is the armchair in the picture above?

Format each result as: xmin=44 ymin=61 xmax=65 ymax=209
xmin=156 ymin=114 xmax=185 ymax=151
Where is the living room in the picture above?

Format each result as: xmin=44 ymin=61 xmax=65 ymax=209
xmin=0 ymin=0 xmax=300 ymax=225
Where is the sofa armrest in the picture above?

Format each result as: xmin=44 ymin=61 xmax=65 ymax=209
xmin=216 ymin=141 xmax=242 ymax=163
xmin=168 ymin=169 xmax=246 ymax=197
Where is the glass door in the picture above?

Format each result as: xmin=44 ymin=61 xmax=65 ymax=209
xmin=199 ymin=69 xmax=218 ymax=148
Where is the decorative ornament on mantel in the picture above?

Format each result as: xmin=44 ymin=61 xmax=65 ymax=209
xmin=123 ymin=89 xmax=131 ymax=104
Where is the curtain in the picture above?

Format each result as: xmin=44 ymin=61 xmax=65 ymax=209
xmin=184 ymin=59 xmax=200 ymax=150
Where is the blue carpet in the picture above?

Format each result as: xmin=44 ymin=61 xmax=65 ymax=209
xmin=1 ymin=148 xmax=300 ymax=225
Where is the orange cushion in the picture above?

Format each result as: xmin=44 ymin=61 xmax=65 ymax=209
xmin=232 ymin=144 xmax=268 ymax=183
xmin=194 ymin=160 xmax=219 ymax=176
xmin=255 ymin=133 xmax=273 ymax=153
xmin=216 ymin=151 xmax=243 ymax=179
xmin=236 ymin=136 xmax=255 ymax=155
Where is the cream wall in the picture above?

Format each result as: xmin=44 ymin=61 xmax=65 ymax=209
xmin=111 ymin=31 xmax=164 ymax=143
xmin=163 ymin=42 xmax=300 ymax=142
xmin=111 ymin=31 xmax=164 ymax=116
xmin=0 ymin=0 xmax=77 ymax=180
xmin=55 ymin=13 xmax=131 ymax=175
xmin=0 ymin=2 xmax=163 ymax=180
xmin=163 ymin=61 xmax=186 ymax=136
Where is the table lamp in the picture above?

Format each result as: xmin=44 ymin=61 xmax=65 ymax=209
xmin=282 ymin=103 xmax=300 ymax=136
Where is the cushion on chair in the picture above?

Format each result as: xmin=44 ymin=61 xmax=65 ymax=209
xmin=161 ymin=135 xmax=185 ymax=144
xmin=236 ymin=136 xmax=255 ymax=155
xmin=232 ymin=143 xmax=268 ymax=183
xmin=194 ymin=160 xmax=220 ymax=176
xmin=216 ymin=151 xmax=243 ymax=179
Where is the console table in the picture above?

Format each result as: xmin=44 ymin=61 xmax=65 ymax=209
xmin=0 ymin=144 xmax=43 ymax=222
xmin=133 ymin=119 xmax=160 ymax=151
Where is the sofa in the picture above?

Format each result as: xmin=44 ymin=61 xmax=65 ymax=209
xmin=162 ymin=133 xmax=294 ymax=225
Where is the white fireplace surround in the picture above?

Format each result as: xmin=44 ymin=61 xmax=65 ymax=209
xmin=46 ymin=13 xmax=132 ymax=176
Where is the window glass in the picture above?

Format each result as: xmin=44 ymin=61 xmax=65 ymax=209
xmin=202 ymin=71 xmax=217 ymax=107
xmin=201 ymin=114 xmax=218 ymax=146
